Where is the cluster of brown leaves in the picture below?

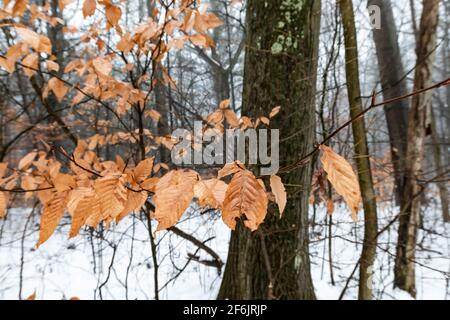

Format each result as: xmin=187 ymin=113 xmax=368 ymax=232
xmin=0 ymin=141 xmax=288 ymax=247
xmin=1 ymin=0 xmax=225 ymax=116
xmin=206 ymin=100 xmax=281 ymax=131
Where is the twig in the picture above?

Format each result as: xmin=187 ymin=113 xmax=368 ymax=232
xmin=278 ymin=78 xmax=450 ymax=174
xmin=168 ymin=225 xmax=224 ymax=271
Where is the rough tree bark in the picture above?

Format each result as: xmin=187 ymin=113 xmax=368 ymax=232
xmin=430 ymin=106 xmax=450 ymax=222
xmin=394 ymin=0 xmax=440 ymax=297
xmin=147 ymin=1 xmax=171 ymax=163
xmin=338 ymin=0 xmax=378 ymax=300
xmin=368 ymin=0 xmax=409 ymax=205
xmin=218 ymin=0 xmax=321 ymax=300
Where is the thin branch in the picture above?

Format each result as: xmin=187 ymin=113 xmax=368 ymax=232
xmin=278 ymin=78 xmax=450 ymax=174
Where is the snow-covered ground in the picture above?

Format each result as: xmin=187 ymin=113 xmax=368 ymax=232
xmin=0 ymin=201 xmax=448 ymax=300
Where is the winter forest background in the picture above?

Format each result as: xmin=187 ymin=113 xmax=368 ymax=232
xmin=0 ymin=0 xmax=449 ymax=300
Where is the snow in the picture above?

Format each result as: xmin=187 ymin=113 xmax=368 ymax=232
xmin=0 ymin=201 xmax=448 ymax=300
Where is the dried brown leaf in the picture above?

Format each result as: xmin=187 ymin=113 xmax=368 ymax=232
xmin=154 ymin=170 xmax=199 ymax=230
xmin=319 ymin=145 xmax=361 ymax=220
xmin=82 ymin=0 xmax=96 ymax=17
xmin=269 ymin=175 xmax=287 ymax=217
xmin=37 ymin=191 xmax=68 ymax=247
xmin=194 ymin=179 xmax=227 ymax=209
xmin=217 ymin=161 xmax=245 ymax=179
xmin=222 ymin=170 xmax=268 ymax=231
xmin=18 ymin=151 xmax=37 ymax=170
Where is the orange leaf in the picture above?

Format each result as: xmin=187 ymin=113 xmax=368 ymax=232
xmin=93 ymin=175 xmax=127 ymax=220
xmin=12 ymin=0 xmax=27 ymax=16
xmin=67 ymin=187 xmax=98 ymax=238
xmin=16 ymin=27 xmax=40 ymax=49
xmin=117 ymin=33 xmax=133 ymax=53
xmin=0 ymin=162 xmax=8 ymax=178
xmin=26 ymin=291 xmax=36 ymax=300
xmin=326 ymin=198 xmax=335 ymax=215
xmin=105 ymin=4 xmax=121 ymax=27
xmin=92 ymin=57 xmax=112 ymax=76
xmin=22 ymin=53 xmax=38 ymax=78
xmin=222 ymin=170 xmax=268 ymax=231
xmin=140 ymin=177 xmax=159 ymax=192
xmin=269 ymin=175 xmax=287 ymax=217
xmin=15 ymin=27 xmax=52 ymax=54
xmin=82 ymin=0 xmax=96 ymax=17
xmin=153 ymin=170 xmax=199 ymax=230
xmin=37 ymin=191 xmax=68 ymax=246
xmin=134 ymin=157 xmax=154 ymax=183
xmin=116 ymin=189 xmax=147 ymax=222
xmin=217 ymin=161 xmax=245 ymax=179
xmin=48 ymin=77 xmax=68 ymax=102
xmin=190 ymin=34 xmax=207 ymax=47
xmin=223 ymin=109 xmax=239 ymax=128
xmin=194 ymin=179 xmax=227 ymax=209
xmin=0 ymin=192 xmax=8 ymax=219
xmin=46 ymin=60 xmax=59 ymax=72
xmin=219 ymin=99 xmax=230 ymax=109
xmin=144 ymin=109 xmax=161 ymax=122
xmin=18 ymin=150 xmax=37 ymax=170
xmin=319 ymin=145 xmax=361 ymax=220
xmin=269 ymin=106 xmax=281 ymax=118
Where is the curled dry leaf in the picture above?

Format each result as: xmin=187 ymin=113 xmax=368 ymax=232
xmin=319 ymin=145 xmax=361 ymax=220
xmin=133 ymin=157 xmax=154 ymax=183
xmin=269 ymin=106 xmax=281 ymax=118
xmin=217 ymin=161 xmax=245 ymax=179
xmin=116 ymin=189 xmax=147 ymax=222
xmin=270 ymin=175 xmax=287 ymax=217
xmin=223 ymin=109 xmax=240 ymax=128
xmin=46 ymin=60 xmax=59 ymax=72
xmin=18 ymin=151 xmax=37 ymax=170
xmin=219 ymin=99 xmax=230 ymax=109
xmin=194 ymin=178 xmax=227 ymax=209
xmin=154 ymin=170 xmax=199 ymax=231
xmin=222 ymin=170 xmax=268 ymax=231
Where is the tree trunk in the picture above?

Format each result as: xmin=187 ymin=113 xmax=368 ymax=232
xmin=430 ymin=106 xmax=450 ymax=222
xmin=442 ymin=2 xmax=450 ymax=167
xmin=394 ymin=0 xmax=440 ymax=298
xmin=147 ymin=1 xmax=171 ymax=163
xmin=218 ymin=0 xmax=321 ymax=300
xmin=368 ymin=0 xmax=409 ymax=205
xmin=338 ymin=0 xmax=378 ymax=300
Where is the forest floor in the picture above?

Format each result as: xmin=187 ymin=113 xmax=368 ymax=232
xmin=0 ymin=200 xmax=448 ymax=300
